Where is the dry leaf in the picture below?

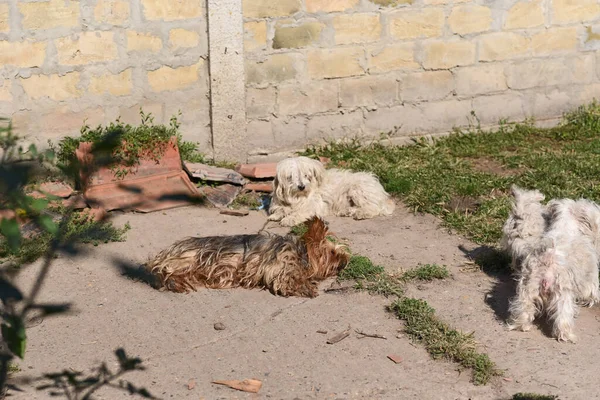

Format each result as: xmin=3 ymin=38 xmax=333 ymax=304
xmin=212 ymin=378 xmax=262 ymax=393
xmin=327 ymin=328 xmax=350 ymax=344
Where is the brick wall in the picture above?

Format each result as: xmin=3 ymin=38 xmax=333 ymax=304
xmin=0 ymin=0 xmax=210 ymax=148
xmin=243 ymin=0 xmax=600 ymax=160
xmin=1 ymin=0 xmax=600 ymax=161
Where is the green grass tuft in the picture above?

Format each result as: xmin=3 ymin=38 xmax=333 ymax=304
xmin=230 ymin=193 xmax=260 ymax=210
xmin=0 ymin=211 xmax=130 ymax=266
xmin=338 ymin=255 xmax=385 ymax=280
xmin=53 ymin=111 xmax=207 ymax=184
xmin=302 ymin=101 xmax=600 ymax=260
xmin=390 ymin=297 xmax=500 ymax=385
xmin=401 ymin=264 xmax=450 ymax=282
xmin=289 ymin=223 xmax=309 ymax=237
xmin=7 ymin=363 xmax=20 ymax=375
xmin=338 ymin=255 xmax=403 ymax=297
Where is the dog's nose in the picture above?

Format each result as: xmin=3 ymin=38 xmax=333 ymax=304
xmin=298 ymin=184 xmax=305 ymax=191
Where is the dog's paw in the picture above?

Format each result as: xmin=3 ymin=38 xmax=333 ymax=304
xmin=506 ymin=320 xmax=532 ymax=332
xmin=267 ymin=214 xmax=282 ymax=222
xmin=556 ymin=331 xmax=577 ymax=343
xmin=280 ymin=216 xmax=305 ymax=227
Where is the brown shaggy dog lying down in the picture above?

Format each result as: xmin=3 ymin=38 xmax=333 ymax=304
xmin=146 ymin=217 xmax=349 ymax=297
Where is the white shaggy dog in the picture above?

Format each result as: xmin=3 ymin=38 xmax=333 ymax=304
xmin=500 ymin=185 xmax=548 ymax=271
xmin=506 ymin=193 xmax=600 ymax=343
xmin=268 ymin=156 xmax=395 ymax=227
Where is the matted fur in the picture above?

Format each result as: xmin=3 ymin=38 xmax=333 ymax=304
xmin=146 ymin=218 xmax=349 ymax=297
xmin=500 ymin=185 xmax=548 ymax=271
xmin=506 ymin=195 xmax=600 ymax=343
xmin=268 ymin=156 xmax=395 ymax=226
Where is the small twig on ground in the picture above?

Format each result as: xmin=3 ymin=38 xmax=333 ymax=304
xmin=257 ymin=219 xmax=270 ymax=233
xmin=327 ymin=327 xmax=351 ymax=344
xmin=355 ymin=329 xmax=387 ymax=340
xmin=324 ymin=287 xmax=352 ymax=293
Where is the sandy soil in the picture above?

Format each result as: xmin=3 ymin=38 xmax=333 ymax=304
xmin=8 ymin=203 xmax=599 ymax=400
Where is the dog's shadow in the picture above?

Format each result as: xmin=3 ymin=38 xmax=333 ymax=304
xmin=111 ymin=257 xmax=159 ymax=290
xmin=460 ymin=245 xmax=556 ymax=337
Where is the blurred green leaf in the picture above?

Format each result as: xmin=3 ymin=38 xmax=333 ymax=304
xmin=1 ymin=317 xmax=27 ymax=359
xmin=0 ymin=218 xmax=21 ymax=252
xmin=29 ymin=198 xmax=48 ymax=213
xmin=37 ymin=214 xmax=58 ymax=235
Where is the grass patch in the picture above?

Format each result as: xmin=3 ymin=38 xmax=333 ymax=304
xmin=338 ymin=255 xmax=385 ymax=280
xmin=230 ymin=193 xmax=261 ymax=210
xmin=400 ymin=263 xmax=449 ymax=282
xmin=390 ymin=298 xmax=500 ymax=385
xmin=7 ymin=363 xmax=20 ymax=375
xmin=338 ymin=255 xmax=403 ymax=297
xmin=302 ymin=102 xmax=600 ymax=254
xmin=289 ymin=223 xmax=309 ymax=237
xmin=512 ymin=394 xmax=558 ymax=400
xmin=0 ymin=211 xmax=130 ymax=266
xmin=337 ymin=253 xmax=495 ymax=386
xmin=53 ymin=111 xmax=207 ymax=184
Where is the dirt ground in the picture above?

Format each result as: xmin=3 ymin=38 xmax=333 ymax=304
xmin=8 ymin=203 xmax=600 ymax=400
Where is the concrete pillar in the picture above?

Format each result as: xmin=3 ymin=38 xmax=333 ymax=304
xmin=206 ymin=0 xmax=247 ymax=161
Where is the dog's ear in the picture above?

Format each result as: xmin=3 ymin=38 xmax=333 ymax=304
xmin=310 ymin=159 xmax=326 ymax=186
xmin=273 ymin=176 xmax=286 ymax=202
xmin=302 ymin=217 xmax=326 ymax=242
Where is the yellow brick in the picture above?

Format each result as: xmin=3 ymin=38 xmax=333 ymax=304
xmin=448 ymin=4 xmax=492 ymax=35
xmin=278 ymin=81 xmax=338 ymax=115
xmin=89 ymin=69 xmax=133 ymax=96
xmin=0 ymin=40 xmax=46 ymax=68
xmin=20 ymin=72 xmax=81 ymax=101
xmin=478 ymin=32 xmax=530 ymax=62
xmin=39 ymin=107 xmax=106 ymax=138
xmin=339 ymin=76 xmax=397 ymax=107
xmin=369 ymin=43 xmax=418 ymax=73
xmin=0 ymin=4 xmax=9 ymax=33
xmin=401 ymin=71 xmax=453 ymax=102
xmin=504 ymin=1 xmax=544 ymax=29
xmin=552 ymin=0 xmax=600 ymax=24
xmin=147 ymin=62 xmax=202 ymax=92
xmin=244 ymin=21 xmax=267 ymax=52
xmin=307 ymin=48 xmax=365 ymax=79
xmin=246 ymin=54 xmax=299 ymax=84
xmin=333 ymin=13 xmax=381 ymax=45
xmin=169 ymin=28 xmax=200 ymax=49
xmin=306 ymin=0 xmax=359 ymax=12
xmin=423 ymin=40 xmax=475 ymax=69
xmin=390 ymin=8 xmax=444 ymax=40
xmin=127 ymin=31 xmax=162 ymax=52
xmin=141 ymin=0 xmax=202 ymax=21
xmin=19 ymin=0 xmax=79 ymax=30
xmin=0 ymin=79 xmax=11 ymax=102
xmin=273 ymin=22 xmax=324 ymax=49
xmin=243 ymin=0 xmax=301 ymax=18
xmin=454 ymin=64 xmax=507 ymax=96
xmin=56 ymin=32 xmax=118 ymax=65
xmin=531 ymin=27 xmax=578 ymax=55
xmin=94 ymin=0 xmax=130 ymax=25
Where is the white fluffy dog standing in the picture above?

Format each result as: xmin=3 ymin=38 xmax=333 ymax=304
xmin=507 ymin=197 xmax=600 ymax=343
xmin=500 ymin=185 xmax=548 ymax=271
xmin=268 ymin=156 xmax=395 ymax=227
